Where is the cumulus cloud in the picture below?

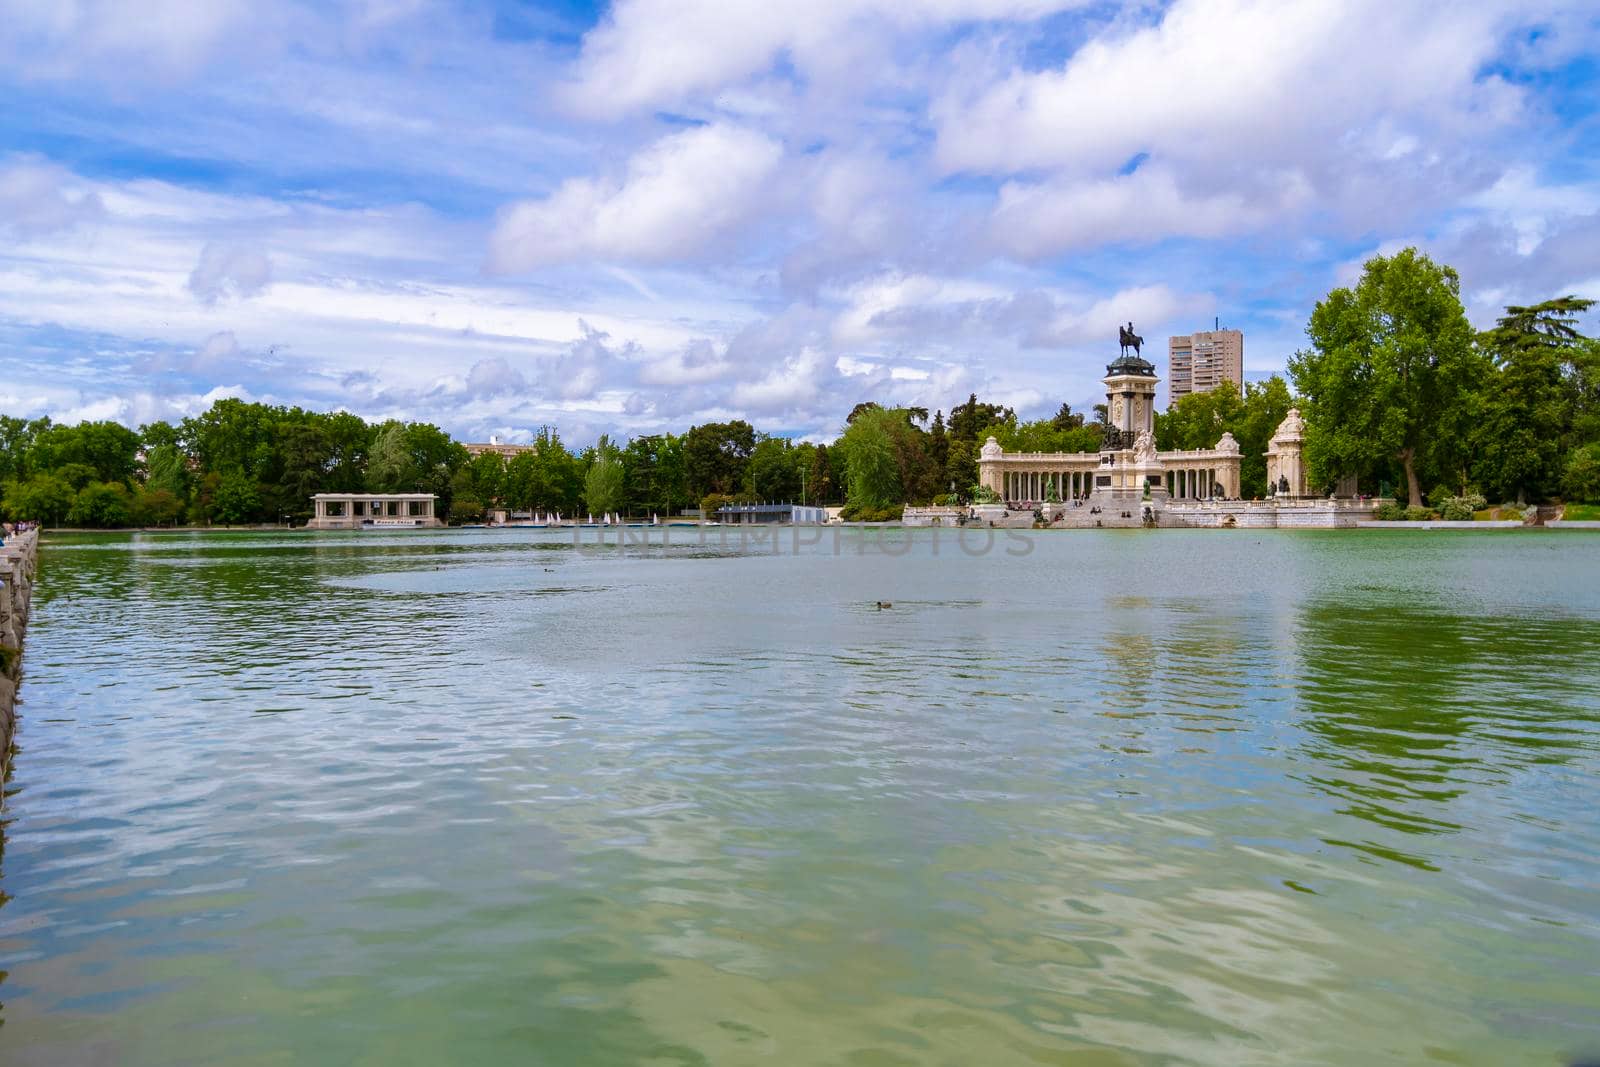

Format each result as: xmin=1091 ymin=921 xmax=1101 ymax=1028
xmin=0 ymin=1 xmax=443 ymax=83
xmin=540 ymin=321 xmax=640 ymax=401
xmin=856 ymin=274 xmax=1204 ymax=348
xmin=934 ymin=0 xmax=1542 ymax=176
xmin=464 ymin=356 xmax=529 ymax=397
xmin=134 ymin=330 xmax=256 ymax=377
xmin=990 ymin=165 xmax=1313 ymax=259
xmin=0 ymin=0 xmax=291 ymax=81
xmin=931 ymin=0 xmax=1600 ymax=259
xmin=638 ymin=338 xmax=735 ymax=387
xmin=566 ymin=0 xmax=1088 ymax=117
xmin=730 ymin=346 xmax=830 ymax=413
xmin=0 ymin=156 xmax=105 ymax=238
xmin=487 ymin=124 xmax=784 ymax=272
xmin=197 ymin=330 xmax=242 ymax=364
xmin=187 ymin=242 xmax=274 ymax=304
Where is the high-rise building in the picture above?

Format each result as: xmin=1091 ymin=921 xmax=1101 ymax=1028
xmin=1168 ymin=327 xmax=1244 ymax=405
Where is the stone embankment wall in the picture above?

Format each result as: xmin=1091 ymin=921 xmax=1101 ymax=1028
xmin=1 ymin=529 xmax=40 ymax=757
xmin=1160 ymin=499 xmax=1384 ymax=529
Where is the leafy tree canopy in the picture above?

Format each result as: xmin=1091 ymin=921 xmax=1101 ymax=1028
xmin=1290 ymin=247 xmax=1486 ymax=505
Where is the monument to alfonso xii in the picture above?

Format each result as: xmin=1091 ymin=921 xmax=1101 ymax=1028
xmin=974 ymin=325 xmax=1377 ymax=529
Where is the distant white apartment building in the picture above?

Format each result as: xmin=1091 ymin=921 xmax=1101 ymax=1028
xmin=1168 ymin=328 xmax=1244 ymax=405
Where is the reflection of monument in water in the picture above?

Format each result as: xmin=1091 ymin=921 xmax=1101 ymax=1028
xmin=973 ymin=325 xmax=1380 ymax=529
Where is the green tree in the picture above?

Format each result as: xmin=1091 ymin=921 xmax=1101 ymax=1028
xmin=1290 ymin=248 xmax=1486 ymax=505
xmin=324 ymin=411 xmax=372 ymax=489
xmin=139 ymin=420 xmax=180 ymax=450
xmin=583 ymin=435 xmax=626 ymax=515
xmin=144 ymin=442 xmax=191 ymax=501
xmin=1562 ymin=443 xmax=1600 ymax=503
xmin=683 ymin=420 xmax=755 ymax=497
xmin=946 ymin=393 xmax=1013 ymax=442
xmin=1 ymin=473 xmax=75 ymax=525
xmin=213 ymin=471 xmax=262 ymax=524
xmin=1474 ymin=297 xmax=1596 ymax=504
xmin=835 ymin=407 xmax=905 ymax=509
xmin=1155 ymin=378 xmax=1293 ymax=498
xmin=448 ymin=467 xmax=486 ymax=523
xmin=504 ymin=431 xmax=582 ymax=514
xmin=0 ymin=415 xmax=47 ymax=483
xmin=29 ymin=420 xmax=141 ymax=484
xmin=994 ymin=414 xmax=1102 ymax=455
xmin=67 ymin=482 xmax=133 ymax=528
xmin=1236 ymin=378 xmax=1295 ymax=498
xmin=366 ymin=421 xmax=412 ymax=492
xmin=805 ymin=442 xmax=836 ymax=505
xmin=179 ymin=399 xmax=279 ymax=481
xmin=621 ymin=434 xmax=687 ymax=515
xmin=944 ymin=437 xmax=977 ymax=497
xmin=274 ymin=420 xmax=336 ymax=519
xmin=132 ymin=487 xmax=186 ymax=527
xmin=1051 ymin=402 xmax=1086 ymax=429
xmin=744 ymin=437 xmax=802 ymax=500
xmin=460 ymin=451 xmax=507 ymax=509
xmin=54 ymin=462 xmax=99 ymax=491
xmin=363 ymin=420 xmax=465 ymax=508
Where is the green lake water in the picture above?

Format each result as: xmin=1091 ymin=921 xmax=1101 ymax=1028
xmin=1 ymin=527 xmax=1597 ymax=1065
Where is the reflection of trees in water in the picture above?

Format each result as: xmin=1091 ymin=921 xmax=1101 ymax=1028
xmin=1291 ymin=601 xmax=1600 ymax=868
xmin=1094 ymin=598 xmax=1260 ymax=759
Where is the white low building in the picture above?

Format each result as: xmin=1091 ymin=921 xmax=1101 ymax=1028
xmin=307 ymin=493 xmax=442 ymax=529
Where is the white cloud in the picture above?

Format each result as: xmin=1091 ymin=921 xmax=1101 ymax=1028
xmin=540 ymin=321 xmax=640 ymax=402
xmin=990 ymin=165 xmax=1313 ymax=259
xmin=188 ymin=242 xmax=274 ymax=304
xmin=487 ymin=124 xmax=784 ymax=272
xmin=934 ymin=0 xmax=1542 ymax=177
xmin=0 ymin=156 xmax=105 ymax=238
xmin=844 ymin=270 xmax=1204 ymax=349
xmin=638 ymin=339 xmax=734 ymax=387
xmin=464 ymin=357 xmax=529 ymax=398
xmin=566 ymin=0 xmax=1089 ymax=118
xmin=197 ymin=330 xmax=241 ymax=364
xmin=730 ymin=346 xmax=829 ymax=412
xmin=0 ymin=0 xmax=292 ymax=81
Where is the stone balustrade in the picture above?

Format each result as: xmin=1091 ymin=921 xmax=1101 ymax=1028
xmin=1 ymin=528 xmax=40 ymax=762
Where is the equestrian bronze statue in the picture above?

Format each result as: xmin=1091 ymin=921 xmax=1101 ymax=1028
xmin=1118 ymin=322 xmax=1144 ymax=358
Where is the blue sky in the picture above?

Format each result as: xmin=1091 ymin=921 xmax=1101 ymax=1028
xmin=2 ymin=0 xmax=1598 ymax=445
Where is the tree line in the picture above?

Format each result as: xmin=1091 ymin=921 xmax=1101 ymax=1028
xmin=0 ymin=393 xmax=1048 ymax=527
xmin=1290 ymin=249 xmax=1600 ymax=507
xmin=1 ymin=248 xmax=1595 ymax=527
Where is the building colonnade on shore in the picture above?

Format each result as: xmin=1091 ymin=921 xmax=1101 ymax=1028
xmin=997 ymin=462 xmax=1101 ymax=503
xmin=990 ymin=456 xmax=1240 ymax=503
